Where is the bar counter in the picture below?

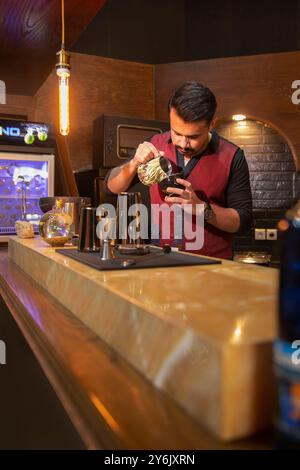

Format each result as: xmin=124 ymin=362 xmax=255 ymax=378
xmin=0 ymin=236 xmax=278 ymax=449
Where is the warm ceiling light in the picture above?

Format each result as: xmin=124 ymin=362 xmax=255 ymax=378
xmin=56 ymin=0 xmax=70 ymax=136
xmin=232 ymin=114 xmax=246 ymax=121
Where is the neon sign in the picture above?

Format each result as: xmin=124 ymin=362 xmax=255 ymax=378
xmin=0 ymin=126 xmax=21 ymax=137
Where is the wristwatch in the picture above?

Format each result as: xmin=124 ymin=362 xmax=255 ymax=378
xmin=204 ymin=201 xmax=214 ymax=221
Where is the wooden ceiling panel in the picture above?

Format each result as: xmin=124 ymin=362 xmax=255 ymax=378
xmin=0 ymin=0 xmax=107 ymax=95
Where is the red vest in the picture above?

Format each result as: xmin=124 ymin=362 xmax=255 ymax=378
xmin=149 ymin=131 xmax=238 ymax=260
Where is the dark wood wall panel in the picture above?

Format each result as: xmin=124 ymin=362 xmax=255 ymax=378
xmin=0 ymin=94 xmax=36 ymax=121
xmin=34 ymin=53 xmax=154 ymax=171
xmin=73 ymin=0 xmax=185 ymax=65
xmin=184 ymin=0 xmax=300 ymax=61
xmin=155 ymin=51 xmax=300 ymax=168
xmin=0 ymin=0 xmax=107 ymax=95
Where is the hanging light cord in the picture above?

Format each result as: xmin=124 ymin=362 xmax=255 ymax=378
xmin=61 ymin=0 xmax=65 ymax=48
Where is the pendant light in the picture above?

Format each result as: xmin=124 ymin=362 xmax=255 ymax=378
xmin=56 ymin=0 xmax=70 ymax=136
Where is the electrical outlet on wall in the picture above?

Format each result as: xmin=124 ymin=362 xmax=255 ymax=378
xmin=255 ymin=228 xmax=266 ymax=240
xmin=266 ymin=228 xmax=277 ymax=240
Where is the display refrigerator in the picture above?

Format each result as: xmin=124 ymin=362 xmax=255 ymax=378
xmin=0 ymin=118 xmax=55 ymax=241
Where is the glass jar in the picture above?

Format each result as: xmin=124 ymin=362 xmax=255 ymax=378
xmin=38 ymin=198 xmax=74 ymax=246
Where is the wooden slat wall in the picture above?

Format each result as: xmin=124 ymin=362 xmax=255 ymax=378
xmin=34 ymin=52 xmax=154 ymax=171
xmin=154 ymin=51 xmax=300 ymax=168
xmin=0 ymin=94 xmax=36 ymax=121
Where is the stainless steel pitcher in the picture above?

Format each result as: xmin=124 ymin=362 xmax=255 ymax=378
xmin=117 ymin=192 xmax=144 ymax=246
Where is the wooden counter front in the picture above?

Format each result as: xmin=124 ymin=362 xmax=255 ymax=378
xmin=0 ymin=246 xmax=273 ymax=449
xmin=3 ymin=237 xmax=278 ymax=446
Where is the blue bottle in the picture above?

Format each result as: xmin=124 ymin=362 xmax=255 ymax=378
xmin=274 ymin=201 xmax=300 ymax=448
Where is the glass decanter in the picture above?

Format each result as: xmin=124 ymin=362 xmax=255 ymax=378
xmin=38 ymin=198 xmax=74 ymax=247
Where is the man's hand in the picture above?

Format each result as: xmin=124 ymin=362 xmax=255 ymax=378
xmin=131 ymin=141 xmax=164 ymax=169
xmin=164 ymin=178 xmax=204 ymax=215
xmin=107 ymin=141 xmax=164 ymax=194
xmin=165 ymin=178 xmax=241 ymax=232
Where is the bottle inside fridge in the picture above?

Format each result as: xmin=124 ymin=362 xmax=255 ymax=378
xmin=0 ymin=119 xmax=55 ymax=241
xmin=0 ymin=153 xmax=54 ymax=239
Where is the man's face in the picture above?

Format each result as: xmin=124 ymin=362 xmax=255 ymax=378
xmin=169 ymin=107 xmax=215 ymax=158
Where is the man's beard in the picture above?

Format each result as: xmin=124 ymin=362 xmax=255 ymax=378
xmin=176 ymin=135 xmax=210 ymax=158
xmin=176 ymin=146 xmax=195 ymax=156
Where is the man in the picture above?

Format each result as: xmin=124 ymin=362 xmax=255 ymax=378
xmin=106 ymin=81 xmax=252 ymax=259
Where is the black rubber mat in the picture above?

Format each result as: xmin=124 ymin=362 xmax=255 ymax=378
xmin=56 ymin=247 xmax=221 ymax=271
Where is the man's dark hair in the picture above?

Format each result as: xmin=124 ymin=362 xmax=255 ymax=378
xmin=168 ymin=81 xmax=217 ymax=124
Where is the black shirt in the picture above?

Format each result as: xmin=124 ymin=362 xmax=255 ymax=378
xmin=172 ymin=131 xmax=252 ymax=234
xmin=225 ymin=147 xmax=253 ymax=233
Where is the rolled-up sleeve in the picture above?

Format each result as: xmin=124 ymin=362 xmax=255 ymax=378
xmin=104 ymin=169 xmax=117 ymax=196
xmin=103 ymin=160 xmax=141 ymax=196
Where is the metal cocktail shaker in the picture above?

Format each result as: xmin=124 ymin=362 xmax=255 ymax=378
xmin=117 ymin=192 xmax=145 ymax=246
xmin=78 ymin=206 xmax=101 ymax=252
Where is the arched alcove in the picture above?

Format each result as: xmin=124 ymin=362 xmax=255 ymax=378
xmin=216 ymin=117 xmax=300 ymax=265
